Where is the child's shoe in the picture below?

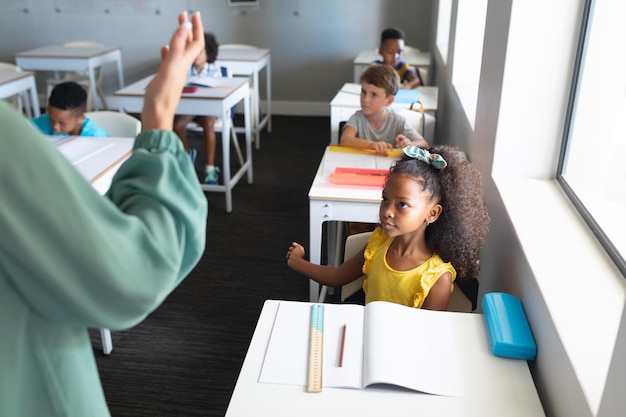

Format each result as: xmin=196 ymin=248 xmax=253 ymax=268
xmin=204 ymin=166 xmax=220 ymax=184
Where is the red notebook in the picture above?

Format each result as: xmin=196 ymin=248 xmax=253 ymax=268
xmin=329 ymin=167 xmax=390 ymax=186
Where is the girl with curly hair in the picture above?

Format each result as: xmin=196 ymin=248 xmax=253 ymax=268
xmin=286 ymin=145 xmax=489 ymax=310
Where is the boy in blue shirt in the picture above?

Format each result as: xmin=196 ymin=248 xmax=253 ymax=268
xmin=373 ymin=27 xmax=424 ymax=89
xmin=30 ymin=81 xmax=109 ymax=137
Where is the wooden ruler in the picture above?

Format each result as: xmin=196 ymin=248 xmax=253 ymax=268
xmin=328 ymin=144 xmax=402 ymax=158
xmin=306 ymin=304 xmax=324 ymax=393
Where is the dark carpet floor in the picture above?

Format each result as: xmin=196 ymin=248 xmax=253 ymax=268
xmin=92 ymin=115 xmax=330 ymax=416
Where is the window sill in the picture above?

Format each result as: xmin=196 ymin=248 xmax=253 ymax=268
xmin=493 ymin=176 xmax=626 ymax=414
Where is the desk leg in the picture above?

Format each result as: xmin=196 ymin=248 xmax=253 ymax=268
xmin=266 ymin=59 xmax=272 ymax=133
xmin=100 ymin=328 xmax=113 ymax=355
xmin=243 ymin=94 xmax=253 ymax=183
xmin=253 ymin=70 xmax=261 ymax=149
xmin=28 ymin=81 xmax=40 ymax=117
xmin=330 ymin=108 xmax=339 ymax=145
xmin=222 ymin=107 xmax=233 ymax=213
xmin=309 ymin=201 xmax=328 ymax=302
xmin=115 ymin=51 xmax=125 ymax=88
xmin=87 ymin=64 xmax=100 ymax=110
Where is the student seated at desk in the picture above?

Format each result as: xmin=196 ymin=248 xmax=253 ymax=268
xmin=340 ymin=64 xmax=427 ymax=155
xmin=373 ymin=27 xmax=424 ymax=89
xmin=30 ymin=81 xmax=109 ymax=137
xmin=174 ymin=32 xmax=230 ymax=185
xmin=286 ymin=146 xmax=489 ymax=310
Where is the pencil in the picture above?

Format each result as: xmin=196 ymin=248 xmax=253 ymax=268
xmin=339 ymin=323 xmax=347 ymax=367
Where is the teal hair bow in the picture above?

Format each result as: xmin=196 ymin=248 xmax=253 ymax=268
xmin=402 ymin=146 xmax=447 ymax=169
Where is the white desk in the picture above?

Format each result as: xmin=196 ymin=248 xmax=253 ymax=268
xmin=50 ymin=136 xmax=134 ymax=196
xmin=0 ymin=70 xmax=40 ymax=118
xmin=15 ymin=45 xmax=125 ymax=110
xmin=330 ymin=83 xmax=438 ymax=144
xmin=308 ymin=147 xmax=397 ymax=301
xmin=112 ymin=76 xmax=252 ymax=213
xmin=216 ymin=47 xmax=271 ymax=148
xmin=225 ymin=299 xmax=546 ymax=417
xmin=353 ymin=49 xmax=431 ymax=83
xmin=51 ymin=135 xmax=134 ymax=354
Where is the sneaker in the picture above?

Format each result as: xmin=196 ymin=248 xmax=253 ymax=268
xmin=204 ymin=166 xmax=220 ymax=184
xmin=189 ymin=148 xmax=197 ymax=163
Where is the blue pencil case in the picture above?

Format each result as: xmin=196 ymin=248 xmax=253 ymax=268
xmin=482 ymin=292 xmax=537 ymax=360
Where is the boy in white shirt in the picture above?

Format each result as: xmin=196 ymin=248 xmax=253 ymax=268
xmin=340 ymin=64 xmax=427 ymax=155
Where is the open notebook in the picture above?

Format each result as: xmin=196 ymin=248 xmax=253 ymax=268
xmin=259 ymin=300 xmax=465 ymax=397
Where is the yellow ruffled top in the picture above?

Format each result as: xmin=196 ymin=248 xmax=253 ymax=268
xmin=362 ymin=227 xmax=456 ymax=308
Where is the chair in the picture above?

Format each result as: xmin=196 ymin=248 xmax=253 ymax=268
xmin=46 ymin=41 xmax=107 ymax=111
xmin=339 ymin=231 xmax=475 ymax=312
xmin=216 ymin=44 xmax=257 ymax=136
xmin=186 ymin=66 xmax=244 ymax=165
xmin=84 ymin=110 xmax=141 ymax=137
xmin=397 ymin=107 xmax=435 ymax=144
xmin=0 ymin=62 xmax=26 ymax=114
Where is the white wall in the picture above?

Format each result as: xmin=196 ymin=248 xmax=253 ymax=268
xmin=433 ymin=0 xmax=626 ymax=416
xmin=0 ymin=0 xmax=433 ymax=115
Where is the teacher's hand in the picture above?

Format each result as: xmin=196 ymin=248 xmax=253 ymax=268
xmin=141 ymin=11 xmax=205 ymax=131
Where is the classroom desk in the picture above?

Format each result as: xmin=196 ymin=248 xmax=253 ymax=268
xmin=329 ymin=83 xmax=438 ymax=144
xmin=308 ymin=146 xmax=396 ymax=301
xmin=353 ymin=49 xmax=431 ymax=83
xmin=216 ymin=47 xmax=272 ymax=148
xmin=225 ymin=299 xmax=546 ymax=417
xmin=112 ymin=76 xmax=252 ymax=213
xmin=0 ymin=70 xmax=40 ymax=117
xmin=51 ymin=135 xmax=134 ymax=354
xmin=15 ymin=45 xmax=125 ymax=110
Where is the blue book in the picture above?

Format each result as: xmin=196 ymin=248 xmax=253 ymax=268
xmin=394 ymin=89 xmax=420 ymax=105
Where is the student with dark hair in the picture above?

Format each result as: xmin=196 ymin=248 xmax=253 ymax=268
xmin=30 ymin=81 xmax=109 ymax=137
xmin=287 ymin=145 xmax=490 ymax=310
xmin=373 ymin=27 xmax=424 ymax=89
xmin=340 ymin=64 xmax=427 ymax=154
xmin=174 ymin=32 xmax=228 ymax=184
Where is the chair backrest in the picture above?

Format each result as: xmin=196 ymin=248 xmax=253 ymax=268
xmin=340 ymin=232 xmax=371 ymax=302
xmin=85 ymin=111 xmax=141 ymax=137
xmin=403 ymin=45 xmax=421 ymax=54
xmin=220 ymin=44 xmax=258 ymax=50
xmin=63 ymin=41 xmax=105 ymax=48
xmin=340 ymin=231 xmax=474 ymax=312
xmin=397 ymin=108 xmax=424 ymax=136
xmin=0 ymin=62 xmax=22 ymax=72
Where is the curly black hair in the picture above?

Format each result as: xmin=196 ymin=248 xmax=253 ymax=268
xmin=48 ymin=81 xmax=87 ymax=111
xmin=390 ymin=145 xmax=490 ymax=278
xmin=204 ymin=32 xmax=219 ymax=63
xmin=381 ymin=27 xmax=406 ymax=43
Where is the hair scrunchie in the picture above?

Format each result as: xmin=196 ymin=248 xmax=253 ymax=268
xmin=402 ymin=145 xmax=447 ymax=169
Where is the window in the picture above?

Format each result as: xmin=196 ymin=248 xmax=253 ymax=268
xmin=558 ymin=0 xmax=626 ymax=277
xmin=451 ymin=0 xmax=488 ymax=129
xmin=436 ymin=0 xmax=452 ymax=64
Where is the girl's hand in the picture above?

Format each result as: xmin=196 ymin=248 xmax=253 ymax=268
xmin=286 ymin=242 xmax=305 ymax=266
xmin=141 ymin=11 xmax=205 ymax=131
xmin=395 ymin=134 xmax=412 ymax=149
xmin=369 ymin=140 xmax=392 ymax=155
xmin=286 ymin=242 xmax=305 ymax=259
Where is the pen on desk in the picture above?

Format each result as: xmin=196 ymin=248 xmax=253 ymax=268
xmin=339 ymin=323 xmax=347 ymax=367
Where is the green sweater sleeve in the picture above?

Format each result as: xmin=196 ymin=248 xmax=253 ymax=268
xmin=0 ymin=102 xmax=207 ymax=329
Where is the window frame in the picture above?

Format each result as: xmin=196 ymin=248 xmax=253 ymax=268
xmin=556 ymin=0 xmax=626 ymax=278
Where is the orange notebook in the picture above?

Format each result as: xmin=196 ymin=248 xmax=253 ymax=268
xmin=329 ymin=167 xmax=390 ymax=186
